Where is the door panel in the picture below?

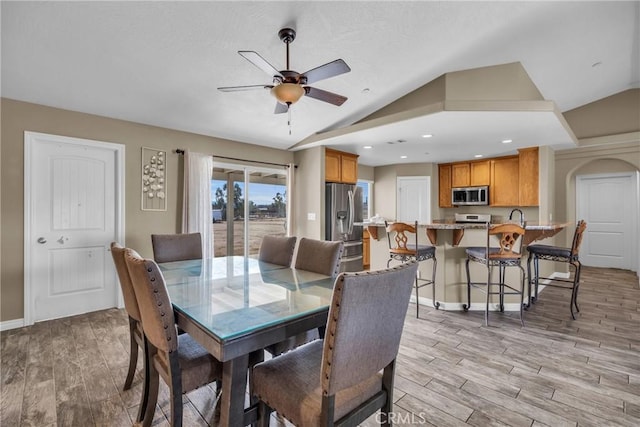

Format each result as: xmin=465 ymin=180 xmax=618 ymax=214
xmin=397 ymin=177 xmax=431 ymax=223
xmin=577 ymin=173 xmax=638 ymax=270
xmin=25 ymin=132 xmax=123 ymax=323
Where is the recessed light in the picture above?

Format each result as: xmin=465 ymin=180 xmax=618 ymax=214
xmin=400 ymin=155 xmax=408 ymax=159
xmin=422 ymin=134 xmax=433 ymax=138
xmin=474 ymin=154 xmax=483 ymax=158
xmin=362 ymin=87 xmax=370 ymax=93
xmin=592 ymin=61 xmax=602 ymax=68
xmin=501 ymin=139 xmax=512 ymax=144
xmin=363 ymin=145 xmax=372 ymax=149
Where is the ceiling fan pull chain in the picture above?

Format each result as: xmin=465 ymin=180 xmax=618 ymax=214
xmin=288 ymin=105 xmax=292 ymax=135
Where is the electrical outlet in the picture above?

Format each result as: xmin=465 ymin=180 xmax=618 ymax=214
xmin=307 ymin=212 xmax=316 ymax=221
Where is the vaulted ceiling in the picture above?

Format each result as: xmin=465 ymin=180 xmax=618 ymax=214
xmin=2 ymin=1 xmax=638 ymax=165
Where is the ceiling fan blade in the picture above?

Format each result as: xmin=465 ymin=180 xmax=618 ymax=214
xmin=304 ymin=86 xmax=347 ymax=106
xmin=238 ymin=51 xmax=284 ymax=78
xmin=274 ymin=102 xmax=288 ymax=114
xmin=302 ymin=59 xmax=351 ymax=84
xmin=217 ymin=84 xmax=272 ymax=92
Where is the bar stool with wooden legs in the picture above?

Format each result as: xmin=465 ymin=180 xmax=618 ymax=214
xmin=385 ymin=221 xmax=438 ymax=317
xmin=526 ymin=220 xmax=587 ymax=319
xmin=464 ymin=223 xmax=526 ymax=327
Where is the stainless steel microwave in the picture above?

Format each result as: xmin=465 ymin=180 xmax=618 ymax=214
xmin=452 ymin=186 xmax=489 ymax=205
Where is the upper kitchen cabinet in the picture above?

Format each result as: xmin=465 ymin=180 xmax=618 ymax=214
xmin=325 ymin=148 xmax=358 ymax=184
xmin=450 ymin=160 xmax=490 ymax=187
xmin=490 ymin=156 xmax=520 ymax=206
xmin=438 ymin=164 xmax=453 ymax=208
xmin=518 ymin=147 xmax=539 ymax=206
xmin=439 ymin=147 xmax=539 ymax=207
xmin=470 ymin=161 xmax=490 ymax=186
xmin=451 ymin=163 xmax=470 ymax=187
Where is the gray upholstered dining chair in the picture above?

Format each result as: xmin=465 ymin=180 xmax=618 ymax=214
xmin=264 ymin=238 xmax=344 ymax=357
xmin=527 ymin=220 xmax=587 ymax=319
xmin=125 ymin=249 xmax=222 ymax=427
xmin=258 ymin=235 xmax=297 ymax=267
xmin=294 ymin=237 xmax=344 ymax=276
xmin=252 ymin=261 xmax=419 ymax=426
xmin=151 ymin=232 xmax=202 ymax=263
xmin=110 ymin=243 xmax=144 ymax=395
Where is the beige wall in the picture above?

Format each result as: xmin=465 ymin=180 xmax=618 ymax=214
xmin=358 ymin=164 xmax=374 ymax=181
xmin=555 ymin=140 xmax=640 ymax=248
xmin=563 ymin=89 xmax=640 ymax=139
xmin=292 ymin=147 xmax=324 ymax=240
xmin=556 ymin=89 xmax=640 ymax=249
xmin=0 ymin=98 xmax=296 ymax=322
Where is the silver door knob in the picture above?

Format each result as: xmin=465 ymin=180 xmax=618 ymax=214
xmin=37 ymin=237 xmax=47 ymax=244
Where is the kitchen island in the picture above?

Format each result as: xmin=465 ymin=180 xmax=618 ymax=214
xmin=421 ymin=219 xmax=570 ymax=247
xmin=367 ymin=220 xmax=571 ymax=311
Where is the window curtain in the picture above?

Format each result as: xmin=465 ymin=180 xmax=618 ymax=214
xmin=286 ymin=163 xmax=295 ymax=237
xmin=181 ymin=150 xmax=214 ymax=259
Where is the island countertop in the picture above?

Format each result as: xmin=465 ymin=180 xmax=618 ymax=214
xmin=367 ymin=220 xmax=571 ymax=246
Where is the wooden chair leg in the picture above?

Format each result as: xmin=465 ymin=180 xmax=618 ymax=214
xmin=381 ymin=361 xmax=395 ymax=427
xmin=136 ymin=336 xmax=151 ymax=423
xmin=141 ymin=362 xmax=159 ymax=427
xmin=168 ymin=354 xmax=183 ymax=427
xmin=124 ymin=317 xmax=138 ymax=391
xmin=258 ymin=401 xmax=272 ymax=427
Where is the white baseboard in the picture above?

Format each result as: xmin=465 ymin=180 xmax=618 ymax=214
xmin=413 ymin=270 xmax=569 ymax=312
xmin=0 ymin=318 xmax=25 ymax=331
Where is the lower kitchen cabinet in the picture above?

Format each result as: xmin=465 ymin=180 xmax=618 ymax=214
xmin=363 ymin=228 xmax=370 ymax=269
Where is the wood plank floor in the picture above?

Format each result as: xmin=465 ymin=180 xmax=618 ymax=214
xmin=2 ymin=266 xmax=639 ymax=426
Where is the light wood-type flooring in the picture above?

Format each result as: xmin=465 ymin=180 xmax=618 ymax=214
xmin=2 ymin=266 xmax=639 ymax=426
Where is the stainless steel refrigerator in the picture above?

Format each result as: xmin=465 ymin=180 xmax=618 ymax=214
xmin=325 ymin=183 xmax=363 ymax=272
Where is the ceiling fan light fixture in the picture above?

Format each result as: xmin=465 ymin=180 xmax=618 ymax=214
xmin=271 ymin=83 xmax=305 ymax=105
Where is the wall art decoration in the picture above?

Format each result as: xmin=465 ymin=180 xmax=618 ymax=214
xmin=141 ymin=147 xmax=167 ymax=211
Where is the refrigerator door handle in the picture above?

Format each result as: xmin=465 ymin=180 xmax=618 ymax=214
xmin=341 ymin=255 xmax=363 ymax=262
xmin=347 ymin=189 xmax=354 ymax=234
xmin=343 ymin=241 xmax=362 ymax=248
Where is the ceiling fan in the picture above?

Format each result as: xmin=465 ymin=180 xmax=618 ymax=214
xmin=217 ymin=28 xmax=351 ymax=114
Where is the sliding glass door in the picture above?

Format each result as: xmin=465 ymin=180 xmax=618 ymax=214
xmin=211 ymin=162 xmax=288 ymax=257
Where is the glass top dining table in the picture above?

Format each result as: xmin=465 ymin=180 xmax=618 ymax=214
xmin=158 ymin=255 xmax=336 ymax=426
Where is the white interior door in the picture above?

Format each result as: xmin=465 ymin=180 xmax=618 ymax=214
xmin=577 ymin=172 xmax=639 ymax=270
xmin=25 ymin=132 xmax=124 ymax=324
xmin=397 ymin=176 xmax=431 ymax=223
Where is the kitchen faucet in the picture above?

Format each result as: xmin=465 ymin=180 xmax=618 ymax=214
xmin=509 ymin=208 xmax=525 ymax=225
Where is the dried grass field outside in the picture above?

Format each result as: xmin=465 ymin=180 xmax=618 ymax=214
xmin=213 ymin=218 xmax=286 ymax=257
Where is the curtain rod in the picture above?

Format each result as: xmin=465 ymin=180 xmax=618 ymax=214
xmin=175 ymin=149 xmax=296 ymax=168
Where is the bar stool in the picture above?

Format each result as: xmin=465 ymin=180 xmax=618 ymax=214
xmin=464 ymin=223 xmax=526 ymax=327
xmin=385 ymin=221 xmax=438 ymax=317
xmin=526 ymin=220 xmax=587 ymax=319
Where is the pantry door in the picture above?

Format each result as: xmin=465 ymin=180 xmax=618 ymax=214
xmin=24 ymin=132 xmax=125 ymax=324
